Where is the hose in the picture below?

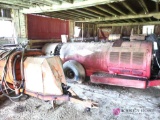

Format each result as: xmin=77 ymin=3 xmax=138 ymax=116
xmin=1 ymin=46 xmax=26 ymax=100
xmin=1 ymin=49 xmax=23 ymax=99
xmin=12 ymin=55 xmax=20 ymax=83
xmin=1 ymin=49 xmax=17 ymax=91
xmin=20 ymin=47 xmax=25 ymax=93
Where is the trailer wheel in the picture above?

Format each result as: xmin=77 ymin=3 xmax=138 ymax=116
xmin=63 ymin=60 xmax=85 ymax=83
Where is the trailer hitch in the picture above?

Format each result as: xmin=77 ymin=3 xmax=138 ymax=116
xmin=62 ymin=83 xmax=98 ymax=109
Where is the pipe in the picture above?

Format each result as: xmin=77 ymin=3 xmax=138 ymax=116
xmin=25 ymin=90 xmax=70 ymax=101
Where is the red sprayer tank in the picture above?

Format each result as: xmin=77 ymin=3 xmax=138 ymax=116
xmin=42 ymin=41 xmax=160 ymax=88
xmin=60 ymin=41 xmax=152 ymax=78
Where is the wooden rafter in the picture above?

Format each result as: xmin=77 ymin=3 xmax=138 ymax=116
xmin=56 ymin=11 xmax=91 ymax=19
xmin=97 ymin=21 xmax=160 ymax=27
xmin=66 ymin=10 xmax=95 ymax=19
xmin=95 ymin=6 xmax=117 ymax=16
xmin=138 ymin=0 xmax=149 ymax=13
xmin=46 ymin=13 xmax=74 ymax=20
xmin=21 ymin=0 xmax=126 ymax=14
xmin=132 ymin=19 xmax=138 ymax=22
xmin=141 ymin=18 xmax=146 ymax=22
xmin=60 ymin=0 xmax=73 ymax=3
xmin=45 ymin=12 xmax=84 ymax=20
xmin=121 ymin=2 xmax=137 ymax=14
xmin=76 ymin=12 xmax=160 ymax=22
xmin=84 ymin=7 xmax=108 ymax=17
xmin=107 ymin=3 xmax=126 ymax=15
xmin=74 ymin=9 xmax=100 ymax=18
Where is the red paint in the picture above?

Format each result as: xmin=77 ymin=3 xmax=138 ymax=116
xmin=90 ymin=74 xmax=147 ymax=89
xmin=43 ymin=41 xmax=160 ymax=88
xmin=60 ymin=41 xmax=154 ymax=88
xmin=27 ymin=14 xmax=69 ymax=40
xmin=148 ymin=80 xmax=160 ymax=87
xmin=60 ymin=41 xmax=152 ymax=79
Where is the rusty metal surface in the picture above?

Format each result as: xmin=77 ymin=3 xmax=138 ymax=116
xmin=0 ymin=50 xmax=43 ymax=84
xmin=24 ymin=56 xmax=66 ymax=95
xmin=90 ymin=73 xmax=147 ymax=89
xmin=25 ymin=90 xmax=70 ymax=101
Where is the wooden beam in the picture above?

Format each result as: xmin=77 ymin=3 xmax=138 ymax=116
xmin=0 ymin=0 xmax=60 ymax=8
xmin=29 ymin=0 xmax=53 ymax=6
xmin=0 ymin=0 xmax=30 ymax=8
xmin=74 ymin=9 xmax=100 ymax=18
xmin=69 ymin=10 xmax=96 ymax=18
xmin=48 ymin=13 xmax=81 ymax=20
xmin=61 ymin=0 xmax=73 ymax=3
xmin=67 ymin=11 xmax=95 ymax=19
xmin=57 ymin=11 xmax=91 ymax=19
xmin=97 ymin=21 xmax=160 ymax=27
xmin=0 ymin=4 xmax=21 ymax=9
xmin=125 ymin=19 xmax=132 ymax=23
xmin=44 ymin=13 xmax=76 ymax=20
xmin=121 ymin=2 xmax=137 ymax=14
xmin=107 ymin=3 xmax=126 ymax=15
xmin=76 ymin=12 xmax=160 ymax=22
xmin=141 ymin=18 xmax=146 ymax=22
xmin=0 ymin=17 xmax=12 ymax=21
xmin=95 ymin=6 xmax=117 ymax=16
xmin=21 ymin=0 xmax=125 ymax=13
xmin=156 ymin=0 xmax=159 ymax=12
xmin=138 ymin=0 xmax=149 ymax=13
xmin=132 ymin=19 xmax=138 ymax=22
xmin=25 ymin=0 xmax=61 ymax=6
xmin=84 ymin=7 xmax=108 ymax=17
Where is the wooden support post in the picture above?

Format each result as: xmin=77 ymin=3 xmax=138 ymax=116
xmin=73 ymin=21 xmax=75 ymax=40
xmin=156 ymin=0 xmax=159 ymax=12
xmin=82 ymin=22 xmax=84 ymax=41
xmin=121 ymin=26 xmax=123 ymax=34
xmin=138 ymin=25 xmax=140 ymax=34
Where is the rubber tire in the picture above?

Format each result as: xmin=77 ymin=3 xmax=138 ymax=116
xmin=63 ymin=60 xmax=85 ymax=83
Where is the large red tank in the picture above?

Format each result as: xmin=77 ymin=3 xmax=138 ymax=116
xmin=43 ymin=41 xmax=152 ymax=78
xmin=42 ymin=41 xmax=159 ymax=88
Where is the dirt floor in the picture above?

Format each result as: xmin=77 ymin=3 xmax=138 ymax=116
xmin=0 ymin=82 xmax=160 ymax=120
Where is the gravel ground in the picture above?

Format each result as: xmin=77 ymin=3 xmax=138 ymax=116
xmin=0 ymin=82 xmax=160 ymax=120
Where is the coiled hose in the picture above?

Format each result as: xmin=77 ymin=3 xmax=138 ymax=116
xmin=1 ymin=47 xmax=25 ymax=100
